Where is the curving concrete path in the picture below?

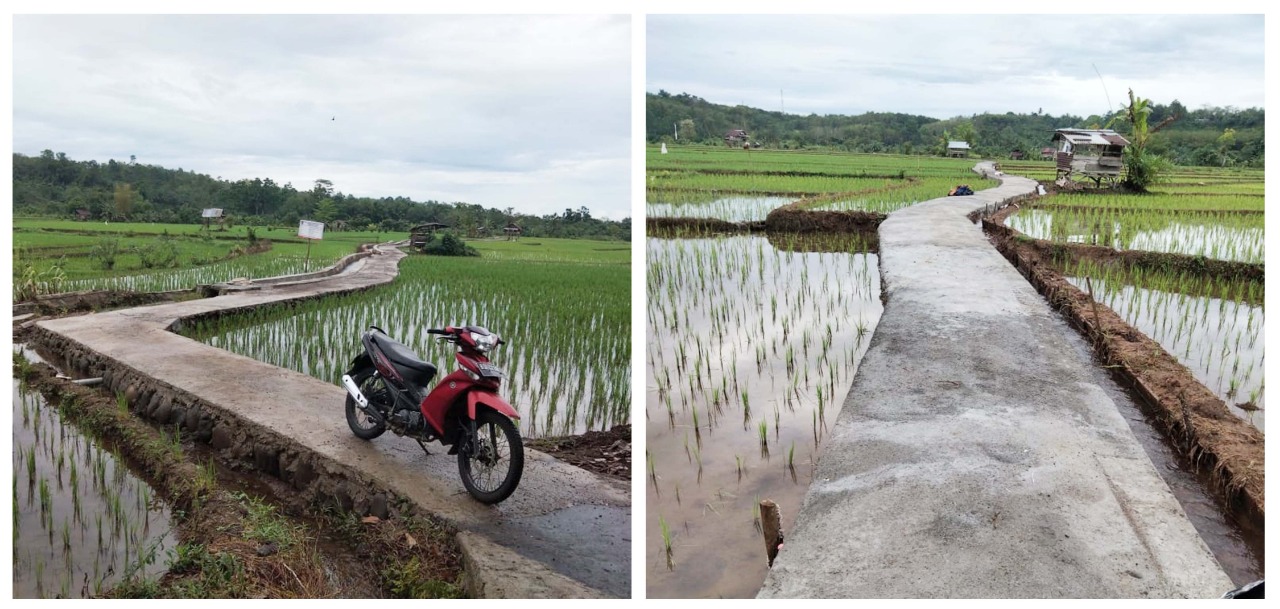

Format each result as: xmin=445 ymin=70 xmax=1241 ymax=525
xmin=34 ymin=245 xmax=629 ymax=598
xmin=757 ymin=163 xmax=1231 ymax=598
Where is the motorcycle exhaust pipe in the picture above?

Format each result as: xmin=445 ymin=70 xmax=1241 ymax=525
xmin=341 ymin=374 xmax=368 ymax=407
xmin=342 ymin=374 xmax=384 ymax=422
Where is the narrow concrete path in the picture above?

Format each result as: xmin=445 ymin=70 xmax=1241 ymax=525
xmin=35 ymin=245 xmax=629 ymax=598
xmin=758 ymin=163 xmax=1231 ymax=598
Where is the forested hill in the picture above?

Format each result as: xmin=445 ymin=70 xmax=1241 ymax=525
xmin=647 ymin=91 xmax=1264 ymax=167
xmin=12 ymin=151 xmax=629 ymax=240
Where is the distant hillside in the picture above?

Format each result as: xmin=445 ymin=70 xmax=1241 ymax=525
xmin=647 ymin=91 xmax=1263 ymax=167
xmin=12 ymin=152 xmax=629 ymax=240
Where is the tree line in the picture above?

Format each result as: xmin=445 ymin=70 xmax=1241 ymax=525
xmin=12 ymin=151 xmax=630 ymax=240
xmin=647 ymin=91 xmax=1263 ymax=167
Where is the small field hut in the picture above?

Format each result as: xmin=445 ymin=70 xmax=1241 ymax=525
xmin=946 ymin=141 xmax=971 ymax=157
xmin=201 ymin=208 xmax=227 ymax=230
xmin=409 ymin=222 xmax=449 ymax=249
xmin=503 ymin=223 xmax=522 ymax=241
xmin=725 ymin=129 xmax=749 ymax=148
xmin=1052 ymin=128 xmax=1129 ymax=186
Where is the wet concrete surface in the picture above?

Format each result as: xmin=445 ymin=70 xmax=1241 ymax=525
xmin=758 ymin=164 xmax=1233 ymax=598
xmin=34 ymin=245 xmax=630 ymax=598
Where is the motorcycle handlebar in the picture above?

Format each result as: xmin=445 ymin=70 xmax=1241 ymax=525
xmin=426 ymin=327 xmax=503 ymax=345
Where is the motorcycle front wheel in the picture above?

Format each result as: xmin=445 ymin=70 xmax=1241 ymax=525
xmin=457 ymin=407 xmax=524 ymax=504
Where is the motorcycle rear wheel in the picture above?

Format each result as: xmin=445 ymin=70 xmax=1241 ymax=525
xmin=345 ymin=370 xmax=388 ymax=440
xmin=457 ymin=407 xmax=523 ymax=504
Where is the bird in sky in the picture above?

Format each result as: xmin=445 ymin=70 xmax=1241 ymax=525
xmin=331 ymin=116 xmax=335 ymax=121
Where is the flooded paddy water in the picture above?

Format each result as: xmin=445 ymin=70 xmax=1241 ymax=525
xmin=1065 ymin=277 xmax=1265 ymax=431
xmin=12 ymin=361 xmax=177 ymax=598
xmin=1007 ymin=208 xmax=1264 ymax=264
xmin=647 ymin=196 xmax=794 ymax=224
xmin=646 ymin=232 xmax=882 ymax=598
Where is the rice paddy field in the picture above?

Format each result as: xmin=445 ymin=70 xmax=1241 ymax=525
xmin=1002 ymin=163 xmax=1264 ymax=263
xmin=646 ymin=232 xmax=881 ymax=598
xmin=13 ymin=218 xmax=390 ymax=295
xmin=648 ymin=145 xmax=984 ymax=597
xmin=1000 ymin=164 xmax=1264 ymax=433
xmin=12 ymin=357 xmax=177 ymax=598
xmin=647 ymin=145 xmax=995 ymax=220
xmin=182 ymin=238 xmax=630 ymax=438
xmin=1063 ymin=261 xmax=1264 ymax=431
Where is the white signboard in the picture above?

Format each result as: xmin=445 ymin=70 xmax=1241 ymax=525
xmin=298 ymin=220 xmax=325 ymax=240
xmin=201 ymin=208 xmax=223 ymax=218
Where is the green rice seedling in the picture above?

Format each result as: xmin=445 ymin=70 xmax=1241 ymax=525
xmin=660 ymin=515 xmax=674 ymax=570
xmin=26 ymin=445 xmax=37 ymax=486
xmin=61 ymin=517 xmax=71 ymax=554
xmin=648 ymin=451 xmax=659 ymax=493
xmin=693 ymin=444 xmax=703 ymax=483
xmin=38 ymin=477 xmax=51 ymax=522
xmin=56 ymin=447 xmax=66 ymax=487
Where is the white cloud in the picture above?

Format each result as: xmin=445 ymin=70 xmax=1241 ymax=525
xmin=648 ymin=14 xmax=1263 ymax=119
xmin=13 ymin=14 xmax=632 ymax=219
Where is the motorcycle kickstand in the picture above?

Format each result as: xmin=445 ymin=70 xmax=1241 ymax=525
xmin=414 ymin=438 xmax=432 ymax=457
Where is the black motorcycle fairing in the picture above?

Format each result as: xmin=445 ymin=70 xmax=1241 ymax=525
xmin=344 ymin=352 xmax=372 ymax=377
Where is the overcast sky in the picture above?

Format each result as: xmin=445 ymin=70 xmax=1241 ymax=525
xmin=648 ymin=14 xmax=1264 ymax=120
xmin=13 ymin=14 xmax=631 ymax=219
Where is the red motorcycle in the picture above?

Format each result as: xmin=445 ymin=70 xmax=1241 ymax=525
xmin=341 ymin=325 xmax=523 ymax=504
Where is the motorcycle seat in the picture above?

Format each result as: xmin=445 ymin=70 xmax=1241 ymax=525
xmin=372 ymin=334 xmax=436 ymax=377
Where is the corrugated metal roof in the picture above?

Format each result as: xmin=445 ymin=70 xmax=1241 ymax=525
xmin=1051 ymin=129 xmax=1130 ymax=147
xmin=947 ymin=140 xmax=971 ymax=149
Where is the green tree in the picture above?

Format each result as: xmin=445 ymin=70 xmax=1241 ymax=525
xmin=313 ymin=178 xmax=334 ymax=197
xmin=313 ymin=197 xmax=338 ymax=224
xmin=677 ymin=118 xmax=696 ymax=142
xmin=952 ymin=121 xmax=977 ymax=149
xmin=1216 ymin=128 xmax=1237 ymax=167
xmin=113 ymin=183 xmax=134 ymax=220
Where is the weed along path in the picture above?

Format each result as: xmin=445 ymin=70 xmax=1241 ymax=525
xmin=758 ymin=163 xmax=1233 ymax=598
xmin=32 ymin=244 xmax=629 ymax=599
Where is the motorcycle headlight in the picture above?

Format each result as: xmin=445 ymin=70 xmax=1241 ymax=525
xmin=471 ymin=331 xmax=498 ymax=352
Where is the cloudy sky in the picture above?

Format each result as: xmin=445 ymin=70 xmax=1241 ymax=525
xmin=13 ymin=14 xmax=631 ymax=219
xmin=648 ymin=14 xmax=1264 ymax=120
